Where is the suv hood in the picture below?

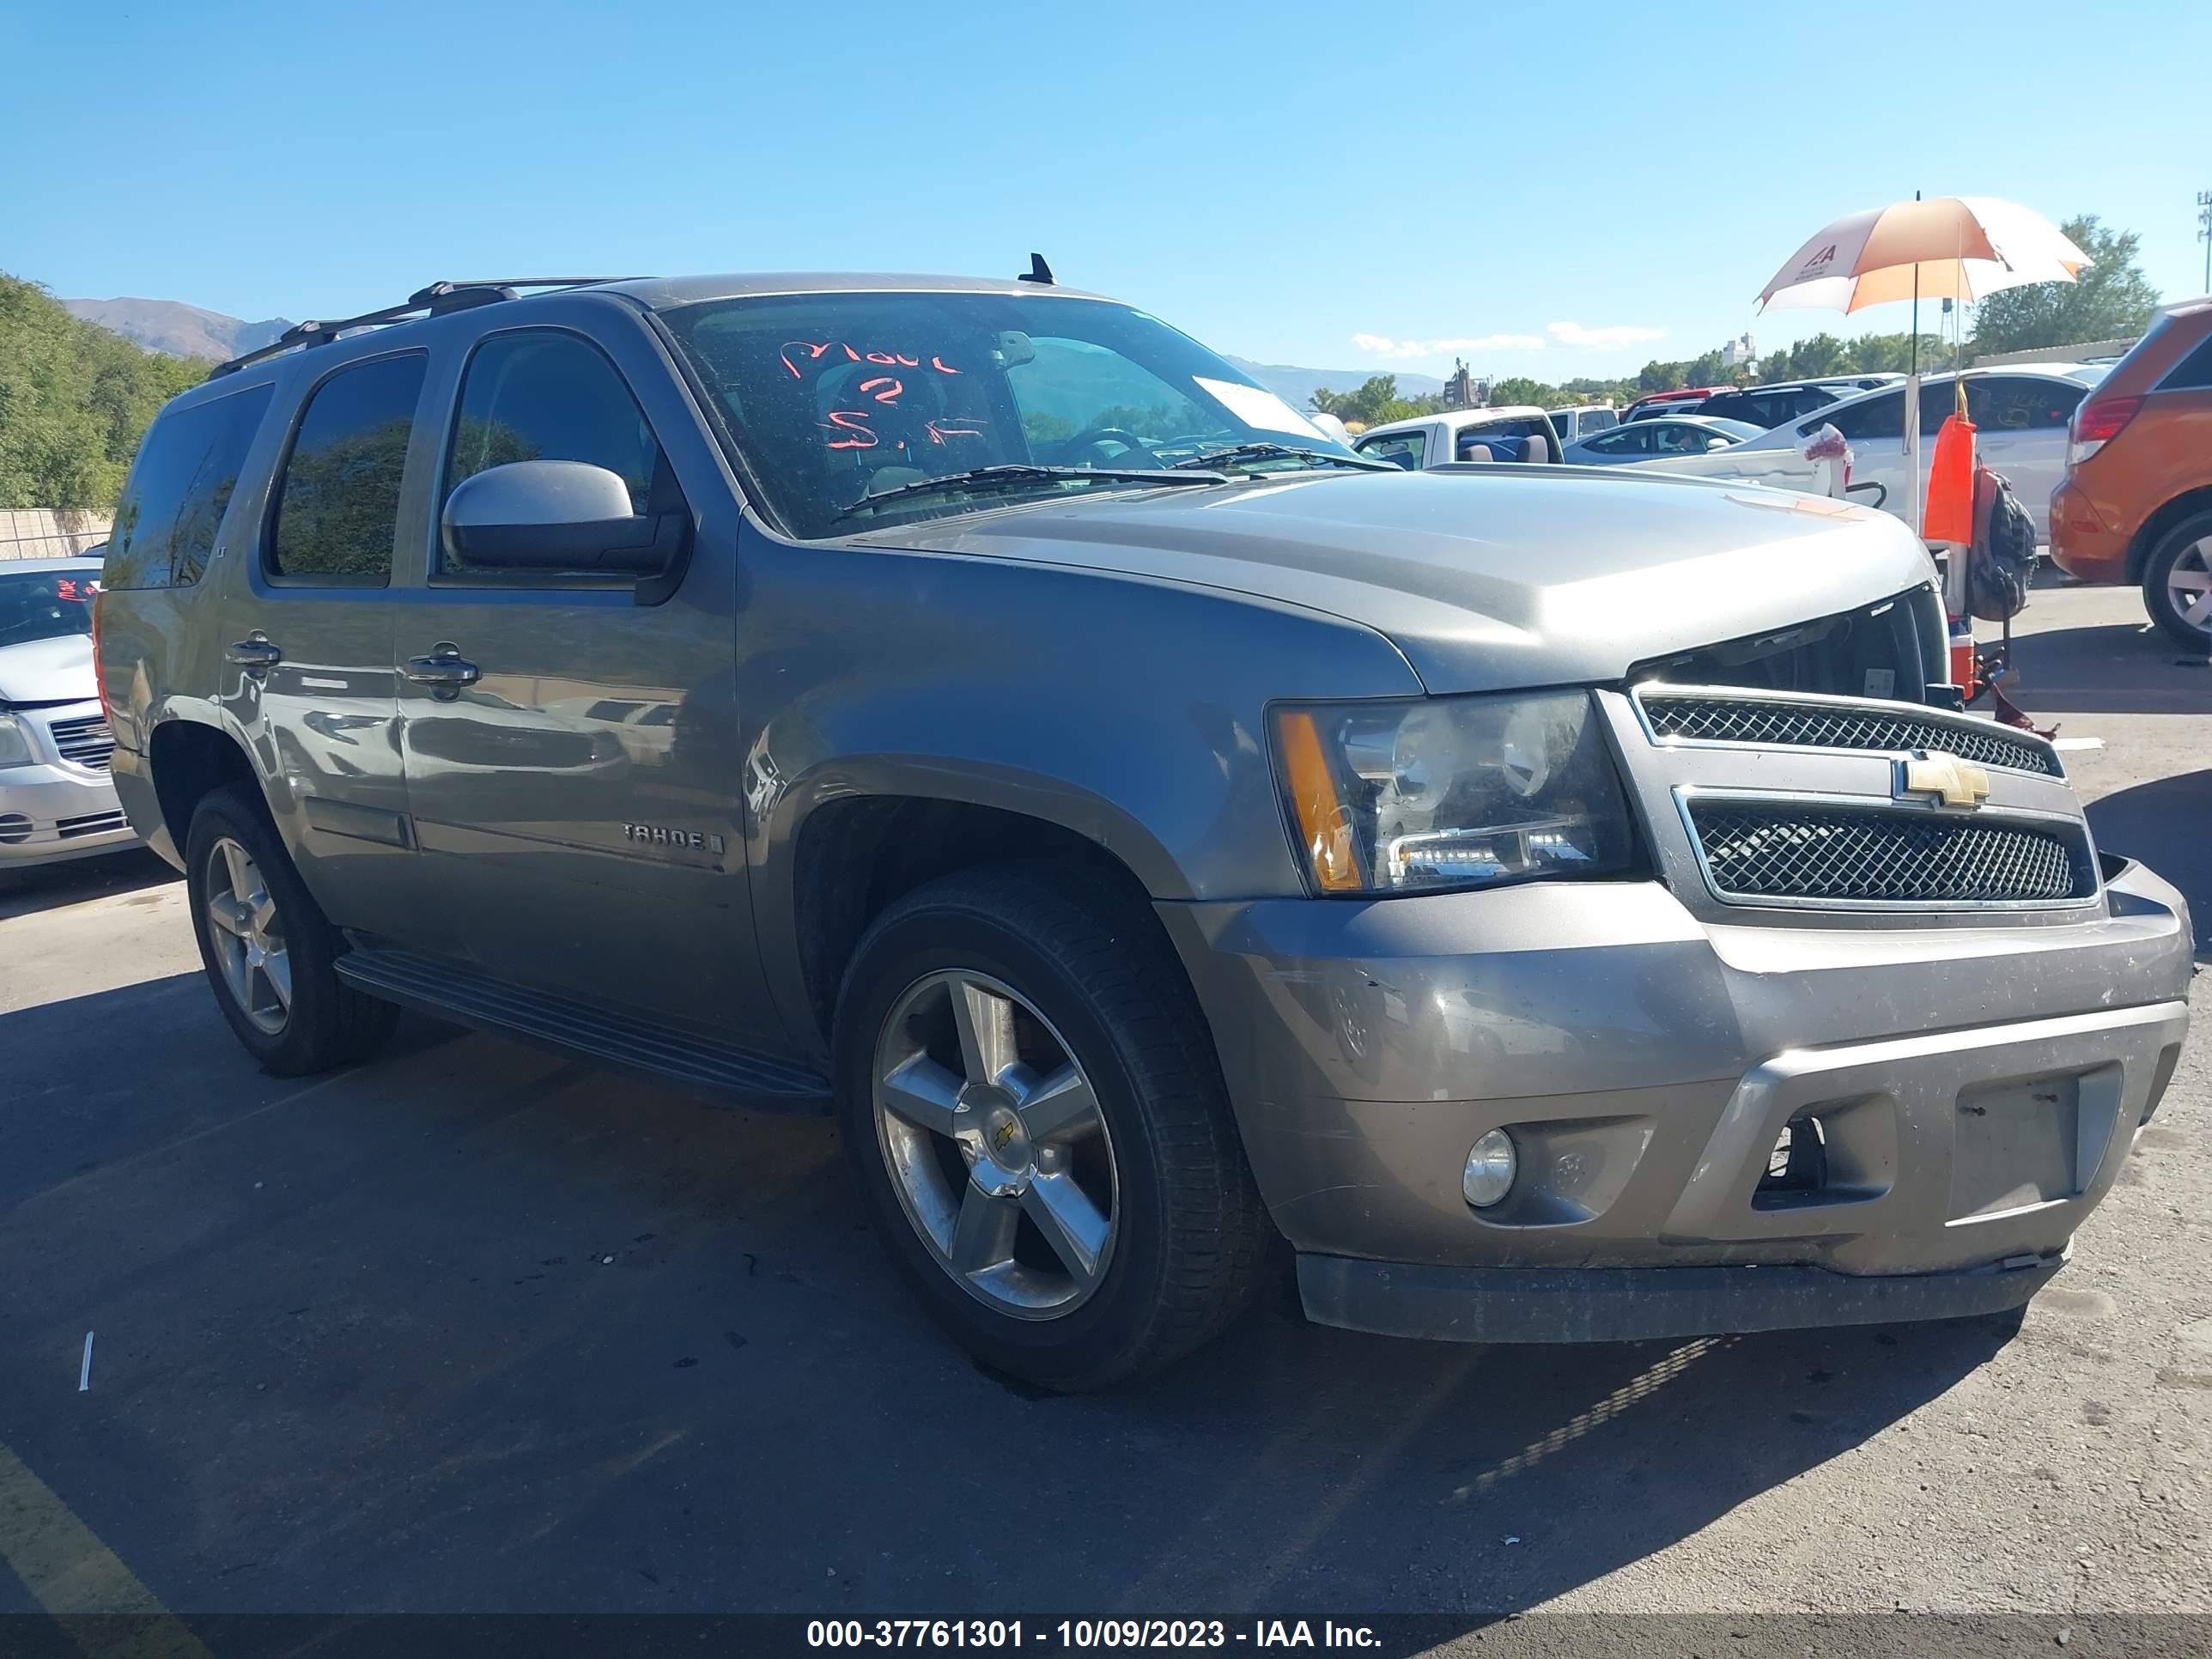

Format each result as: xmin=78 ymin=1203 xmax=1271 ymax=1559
xmin=0 ymin=635 xmax=95 ymax=706
xmin=861 ymin=468 xmax=1936 ymax=693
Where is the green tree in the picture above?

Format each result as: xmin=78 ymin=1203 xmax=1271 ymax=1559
xmin=0 ymin=273 xmax=204 ymax=510
xmin=1970 ymin=215 xmax=2160 ymax=356
xmin=1637 ymin=360 xmax=1685 ymax=392
xmin=1310 ymin=374 xmax=1429 ymax=428
xmin=1788 ymin=332 xmax=1847 ymax=377
xmin=1489 ymin=376 xmax=1554 ymax=408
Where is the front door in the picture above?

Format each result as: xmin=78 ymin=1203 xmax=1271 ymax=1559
xmin=1960 ymin=375 xmax=2085 ymax=540
xmin=390 ymin=322 xmax=771 ymax=1042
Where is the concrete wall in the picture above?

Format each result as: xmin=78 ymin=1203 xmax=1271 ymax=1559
xmin=0 ymin=510 xmax=112 ymax=561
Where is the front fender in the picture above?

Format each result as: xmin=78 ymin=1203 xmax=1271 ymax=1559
xmin=730 ymin=516 xmax=1423 ymax=1042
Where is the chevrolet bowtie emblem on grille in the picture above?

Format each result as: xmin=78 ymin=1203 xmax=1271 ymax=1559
xmin=1900 ymin=753 xmax=1991 ymax=808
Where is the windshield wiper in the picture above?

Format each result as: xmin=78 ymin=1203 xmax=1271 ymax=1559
xmin=830 ymin=463 xmax=1226 ymax=525
xmin=1172 ymin=442 xmax=1397 ymax=474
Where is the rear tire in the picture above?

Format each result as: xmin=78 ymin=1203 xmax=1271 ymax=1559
xmin=832 ymin=863 xmax=1268 ymax=1392
xmin=185 ymin=782 xmax=397 ymax=1077
xmin=2142 ymin=511 xmax=2212 ymax=651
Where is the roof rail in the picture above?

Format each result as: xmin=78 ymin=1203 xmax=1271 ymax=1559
xmin=210 ymin=277 xmax=641 ymax=377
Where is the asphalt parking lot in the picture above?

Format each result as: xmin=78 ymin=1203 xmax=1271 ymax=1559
xmin=1 ymin=585 xmax=2206 ymax=1645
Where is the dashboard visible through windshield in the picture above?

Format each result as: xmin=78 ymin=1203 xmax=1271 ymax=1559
xmin=661 ymin=290 xmax=1363 ymax=538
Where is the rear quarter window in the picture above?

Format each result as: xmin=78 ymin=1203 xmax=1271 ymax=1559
xmin=103 ymin=385 xmax=273 ymax=590
xmin=2157 ymin=333 xmax=2212 ymax=392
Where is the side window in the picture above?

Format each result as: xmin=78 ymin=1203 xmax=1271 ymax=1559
xmin=441 ymin=330 xmax=676 ymax=578
xmin=1585 ymin=409 xmax=1616 ymax=431
xmin=2157 ymin=334 xmax=2212 ymax=391
xmin=1922 ymin=382 xmax=1966 ymax=434
xmin=1978 ymin=376 xmax=2081 ymax=430
xmin=1822 ymin=391 xmax=1905 ymax=442
xmin=104 ymin=386 xmax=272 ymax=590
xmin=267 ymin=355 xmax=426 ymax=584
xmin=1356 ymin=431 xmax=1426 ymax=469
xmin=1586 ymin=427 xmax=1644 ymax=456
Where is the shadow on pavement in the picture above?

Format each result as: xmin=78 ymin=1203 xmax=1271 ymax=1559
xmin=0 ymin=970 xmax=2011 ymax=1624
xmin=0 ymin=848 xmax=177 ymax=921
xmin=2089 ymin=769 xmax=2212 ymax=960
xmin=2003 ymin=623 xmax=2212 ymax=716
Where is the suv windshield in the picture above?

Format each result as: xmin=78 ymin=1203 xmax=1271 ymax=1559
xmin=661 ymin=291 xmax=1360 ymax=538
xmin=0 ymin=568 xmax=98 ymax=649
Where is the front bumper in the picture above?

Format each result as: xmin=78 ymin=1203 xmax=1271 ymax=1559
xmin=1159 ymin=857 xmax=2192 ymax=1340
xmin=0 ymin=763 xmax=140 ymax=868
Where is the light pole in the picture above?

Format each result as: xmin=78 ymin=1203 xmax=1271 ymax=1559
xmin=2199 ymin=190 xmax=2212 ymax=295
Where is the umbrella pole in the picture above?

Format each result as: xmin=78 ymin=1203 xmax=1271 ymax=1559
xmin=1907 ymin=261 xmax=1924 ymax=535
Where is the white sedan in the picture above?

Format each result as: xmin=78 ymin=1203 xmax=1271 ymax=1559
xmin=1632 ymin=366 xmax=2107 ymax=539
xmin=1559 ymin=414 xmax=1763 ymax=465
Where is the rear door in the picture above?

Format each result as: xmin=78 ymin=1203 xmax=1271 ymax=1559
xmin=388 ymin=314 xmax=770 ymax=1040
xmin=1820 ymin=387 xmax=1909 ymax=508
xmin=220 ymin=350 xmax=428 ymax=933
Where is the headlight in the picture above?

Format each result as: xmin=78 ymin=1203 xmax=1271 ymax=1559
xmin=0 ymin=714 xmax=34 ymax=770
xmin=1270 ymin=690 xmax=1635 ymax=895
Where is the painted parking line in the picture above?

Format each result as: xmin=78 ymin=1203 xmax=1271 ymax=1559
xmin=0 ymin=1442 xmax=208 ymax=1659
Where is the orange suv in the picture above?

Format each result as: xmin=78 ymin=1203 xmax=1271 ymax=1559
xmin=2051 ymin=296 xmax=2212 ymax=648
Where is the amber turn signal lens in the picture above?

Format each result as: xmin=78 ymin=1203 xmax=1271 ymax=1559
xmin=1273 ymin=708 xmax=1364 ymax=892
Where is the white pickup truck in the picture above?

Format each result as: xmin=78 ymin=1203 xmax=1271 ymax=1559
xmin=1351 ymin=405 xmax=1562 ymax=469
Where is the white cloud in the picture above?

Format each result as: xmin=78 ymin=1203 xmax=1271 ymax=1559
xmin=1547 ymin=320 xmax=1667 ymax=349
xmin=1352 ymin=331 xmax=1547 ymax=359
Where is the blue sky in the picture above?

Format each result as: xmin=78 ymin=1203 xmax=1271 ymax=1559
xmin=7 ymin=0 xmax=2208 ymax=380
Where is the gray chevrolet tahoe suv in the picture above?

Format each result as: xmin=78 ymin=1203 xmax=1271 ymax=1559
xmin=96 ymin=272 xmax=2192 ymax=1390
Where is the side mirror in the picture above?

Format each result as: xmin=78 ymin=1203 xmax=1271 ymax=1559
xmin=441 ymin=460 xmax=687 ymax=575
xmin=1704 ymin=436 xmax=1729 ymax=452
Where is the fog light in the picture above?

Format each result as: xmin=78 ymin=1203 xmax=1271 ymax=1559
xmin=1462 ymin=1129 xmax=1517 ymax=1208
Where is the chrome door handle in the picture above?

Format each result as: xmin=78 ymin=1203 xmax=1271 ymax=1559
xmin=226 ymin=636 xmax=282 ymax=675
xmin=403 ymin=645 xmax=481 ymax=701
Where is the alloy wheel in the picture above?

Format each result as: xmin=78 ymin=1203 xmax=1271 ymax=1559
xmin=2166 ymin=535 xmax=2212 ymax=639
xmin=872 ymin=969 xmax=1118 ymax=1319
xmin=204 ymin=836 xmax=291 ymax=1035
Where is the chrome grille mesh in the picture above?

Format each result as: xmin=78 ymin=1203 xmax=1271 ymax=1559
xmin=1686 ymin=802 xmax=2089 ymax=905
xmin=47 ymin=714 xmax=115 ymax=771
xmin=1641 ymin=693 xmax=2061 ymax=777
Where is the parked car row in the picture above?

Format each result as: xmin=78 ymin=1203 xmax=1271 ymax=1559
xmin=1631 ymin=367 xmax=2106 ymax=543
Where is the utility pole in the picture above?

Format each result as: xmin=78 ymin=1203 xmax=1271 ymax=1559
xmin=2199 ymin=189 xmax=2212 ymax=295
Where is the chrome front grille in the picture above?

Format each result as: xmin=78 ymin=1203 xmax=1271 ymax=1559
xmin=1682 ymin=799 xmax=2094 ymax=908
xmin=47 ymin=714 xmax=116 ymax=771
xmin=1637 ymin=687 xmax=2063 ymax=778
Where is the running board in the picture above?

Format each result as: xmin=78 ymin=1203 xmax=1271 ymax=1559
xmin=335 ymin=945 xmax=831 ymax=1109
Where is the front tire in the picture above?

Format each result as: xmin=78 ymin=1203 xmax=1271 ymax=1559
xmin=833 ymin=864 xmax=1267 ymax=1392
xmin=2142 ymin=511 xmax=2212 ymax=650
xmin=185 ymin=783 xmax=397 ymax=1077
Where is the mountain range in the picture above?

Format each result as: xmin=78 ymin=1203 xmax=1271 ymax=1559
xmin=63 ymin=297 xmax=1428 ymax=407
xmin=63 ymin=297 xmax=293 ymax=363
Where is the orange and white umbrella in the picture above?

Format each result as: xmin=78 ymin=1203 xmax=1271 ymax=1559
xmin=1758 ymin=196 xmax=2092 ymax=313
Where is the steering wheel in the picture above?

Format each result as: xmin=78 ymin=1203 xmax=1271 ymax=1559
xmin=1055 ymin=426 xmax=1156 ymax=467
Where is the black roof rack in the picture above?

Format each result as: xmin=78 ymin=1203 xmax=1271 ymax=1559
xmin=210 ymin=277 xmax=641 ymax=377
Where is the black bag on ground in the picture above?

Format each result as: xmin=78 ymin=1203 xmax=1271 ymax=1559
xmin=1968 ymin=469 xmax=2036 ymax=623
